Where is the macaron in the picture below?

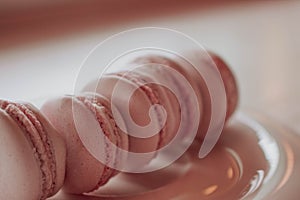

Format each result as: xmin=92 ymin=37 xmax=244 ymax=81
xmin=113 ymin=70 xmax=181 ymax=149
xmin=83 ymin=72 xmax=172 ymax=167
xmin=41 ymin=93 xmax=129 ymax=194
xmin=0 ymin=100 xmax=66 ymax=200
xmin=131 ymin=52 xmax=238 ymax=139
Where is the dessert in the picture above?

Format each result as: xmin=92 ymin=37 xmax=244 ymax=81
xmin=0 ymin=100 xmax=66 ymax=200
xmin=41 ymin=93 xmax=129 ymax=194
xmin=41 ymin=52 xmax=238 ymax=194
xmin=84 ymin=52 xmax=238 ymax=146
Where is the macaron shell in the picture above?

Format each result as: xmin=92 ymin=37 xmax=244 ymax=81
xmin=134 ymin=53 xmax=238 ymax=140
xmin=131 ymin=62 xmax=193 ymax=147
xmin=169 ymin=54 xmax=212 ymax=139
xmin=176 ymin=52 xmax=239 ymax=141
xmin=41 ymin=96 xmax=111 ymax=194
xmin=0 ymin=109 xmax=42 ymax=200
xmin=25 ymin=103 xmax=66 ymax=196
xmin=132 ymin=55 xmax=205 ymax=139
xmin=77 ymin=94 xmax=120 ymax=187
xmin=83 ymin=75 xmax=161 ymax=168
xmin=80 ymin=93 xmax=129 ymax=175
xmin=84 ymin=75 xmax=161 ymax=153
xmin=0 ymin=100 xmax=67 ymax=199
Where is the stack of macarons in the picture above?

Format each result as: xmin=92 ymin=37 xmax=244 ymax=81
xmin=0 ymin=52 xmax=238 ymax=199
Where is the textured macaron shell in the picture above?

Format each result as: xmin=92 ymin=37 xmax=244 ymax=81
xmin=0 ymin=101 xmax=66 ymax=200
xmin=26 ymin=103 xmax=67 ymax=196
xmin=176 ymin=52 xmax=238 ymax=139
xmin=114 ymin=71 xmax=173 ymax=148
xmin=83 ymin=74 xmax=168 ymax=169
xmin=42 ymin=96 xmax=107 ymax=194
xmin=83 ymin=74 xmax=167 ymax=168
xmin=84 ymin=74 xmax=161 ymax=155
xmin=130 ymin=60 xmax=195 ymax=147
xmin=132 ymin=56 xmax=204 ymax=139
xmin=41 ymin=95 xmax=128 ymax=194
xmin=77 ymin=94 xmax=128 ymax=179
xmin=149 ymin=54 xmax=211 ymax=139
xmin=133 ymin=53 xmax=238 ymax=140
xmin=0 ymin=109 xmax=42 ymax=200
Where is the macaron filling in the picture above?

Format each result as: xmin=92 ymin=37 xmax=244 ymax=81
xmin=0 ymin=101 xmax=56 ymax=199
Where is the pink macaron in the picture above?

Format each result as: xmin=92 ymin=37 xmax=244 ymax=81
xmin=0 ymin=100 xmax=66 ymax=200
xmin=41 ymin=93 xmax=129 ymax=194
xmin=131 ymin=52 xmax=239 ymax=139
xmin=83 ymin=71 xmax=180 ymax=169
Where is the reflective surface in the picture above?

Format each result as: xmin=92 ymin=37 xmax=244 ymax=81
xmin=50 ymin=113 xmax=300 ymax=200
